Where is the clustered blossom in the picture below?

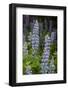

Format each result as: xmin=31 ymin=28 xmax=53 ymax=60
xmin=51 ymin=31 xmax=56 ymax=42
xmin=25 ymin=20 xmax=39 ymax=74
xmin=40 ymin=32 xmax=56 ymax=74
xmin=32 ymin=20 xmax=39 ymax=51
xmin=40 ymin=35 xmax=51 ymax=73
xmin=23 ymin=35 xmax=28 ymax=56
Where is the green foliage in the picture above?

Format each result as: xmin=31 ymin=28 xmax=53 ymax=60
xmin=48 ymin=42 xmax=57 ymax=72
xmin=25 ymin=27 xmax=31 ymax=42
xmin=23 ymin=48 xmax=41 ymax=74
xmin=23 ymin=54 xmax=33 ymax=74
xmin=27 ymin=43 xmax=32 ymax=54
xmin=53 ymin=52 xmax=57 ymax=72
xmin=50 ymin=42 xmax=57 ymax=56
xmin=42 ymin=30 xmax=48 ymax=37
xmin=31 ymin=55 xmax=41 ymax=74
xmin=27 ymin=26 xmax=31 ymax=32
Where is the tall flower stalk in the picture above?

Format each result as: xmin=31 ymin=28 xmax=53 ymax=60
xmin=40 ymin=35 xmax=51 ymax=73
xmin=32 ymin=20 xmax=39 ymax=55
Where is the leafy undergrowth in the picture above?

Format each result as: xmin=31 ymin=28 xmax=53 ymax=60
xmin=23 ymin=49 xmax=41 ymax=74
